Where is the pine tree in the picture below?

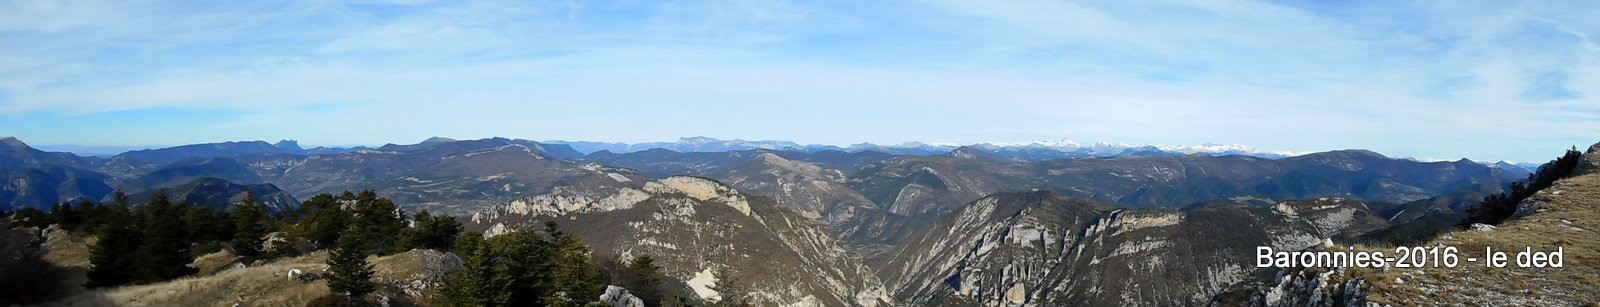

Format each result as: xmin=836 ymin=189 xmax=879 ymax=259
xmin=297 ymin=193 xmax=348 ymax=248
xmin=182 ymin=206 xmax=230 ymax=244
xmin=496 ymin=228 xmax=556 ymax=305
xmin=231 ymin=191 xmax=268 ymax=263
xmin=113 ymin=188 xmax=128 ymax=207
xmin=441 ymin=233 xmax=507 ymax=306
xmin=12 ymin=207 xmax=46 ymax=228
xmin=546 ymin=221 xmax=601 ymax=305
xmin=47 ymin=201 xmax=85 ymax=230
xmin=624 ymin=254 xmax=665 ymax=306
xmin=326 ymin=228 xmax=375 ymax=306
xmin=400 ymin=209 xmax=463 ymax=251
xmin=1460 ymin=148 xmax=1586 ymax=227
xmin=709 ymin=269 xmax=751 ymax=307
xmin=85 ymin=201 xmax=139 ymax=288
xmin=79 ymin=199 xmax=112 ymax=231
xmin=351 ymin=190 xmax=404 ymax=255
xmin=133 ymin=190 xmax=197 ymax=283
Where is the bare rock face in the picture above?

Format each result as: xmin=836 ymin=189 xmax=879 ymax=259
xmin=714 ymin=153 xmax=879 ymax=228
xmin=470 ymin=176 xmax=890 ymax=306
xmin=1220 ymin=268 xmax=1369 ymax=307
xmin=1572 ymin=141 xmax=1600 ymax=176
xmin=600 ymin=285 xmax=645 ymax=307
xmin=880 ymin=192 xmax=1388 ymax=306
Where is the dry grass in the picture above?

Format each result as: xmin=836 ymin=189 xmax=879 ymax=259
xmin=49 ymin=252 xmax=333 ymax=306
xmin=39 ymin=226 xmax=93 ymax=299
xmin=41 ymin=226 xmax=93 ymax=268
xmin=1334 ymin=173 xmax=1600 ymax=306
xmin=193 ymin=250 xmax=243 ymax=275
xmin=47 ymin=249 xmax=457 ymax=307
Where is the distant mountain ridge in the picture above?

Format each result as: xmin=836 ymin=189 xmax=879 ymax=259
xmin=108 ymin=140 xmax=371 ymax=165
xmin=2 ymin=135 xmax=1574 ymax=306
xmin=546 ymin=137 xmax=1307 ymax=159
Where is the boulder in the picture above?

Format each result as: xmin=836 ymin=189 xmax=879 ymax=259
xmin=599 ymin=285 xmax=645 ymax=307
xmin=1469 ymin=223 xmax=1497 ymax=232
xmin=1576 ymin=141 xmax=1600 ymax=177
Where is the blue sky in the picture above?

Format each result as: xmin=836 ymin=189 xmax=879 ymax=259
xmin=2 ymin=0 xmax=1597 ymax=162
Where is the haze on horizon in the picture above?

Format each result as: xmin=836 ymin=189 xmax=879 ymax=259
xmin=2 ymin=1 xmax=1598 ymax=163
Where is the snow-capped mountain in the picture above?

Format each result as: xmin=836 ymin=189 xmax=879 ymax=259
xmin=548 ymin=137 xmax=1306 ymax=159
xmin=547 ymin=137 xmax=826 ymax=154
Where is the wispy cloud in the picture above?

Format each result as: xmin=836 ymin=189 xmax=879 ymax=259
xmin=0 ymin=0 xmax=1596 ymax=162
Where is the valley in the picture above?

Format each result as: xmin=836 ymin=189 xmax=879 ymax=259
xmin=4 ymin=135 xmax=1586 ymax=306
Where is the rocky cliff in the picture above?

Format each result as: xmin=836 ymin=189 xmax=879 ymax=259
xmin=471 ymin=176 xmax=890 ymax=306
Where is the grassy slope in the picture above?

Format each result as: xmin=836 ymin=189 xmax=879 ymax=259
xmin=1335 ymin=172 xmax=1600 ymax=305
xmin=49 ymin=249 xmax=456 ymax=306
xmin=39 ymin=226 xmax=93 ymax=299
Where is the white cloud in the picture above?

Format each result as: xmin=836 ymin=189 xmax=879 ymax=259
xmin=0 ymin=0 xmax=1596 ymax=161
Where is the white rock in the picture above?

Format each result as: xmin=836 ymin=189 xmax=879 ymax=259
xmin=600 ymin=285 xmax=645 ymax=307
xmin=1005 ymin=283 xmax=1027 ymax=304
xmin=1469 ymin=223 xmax=1497 ymax=231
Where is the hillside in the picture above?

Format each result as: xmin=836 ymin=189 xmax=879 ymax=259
xmin=879 ymin=192 xmax=1392 ymax=306
xmin=53 ymin=249 xmax=461 ymax=306
xmin=0 ymin=135 xmax=1567 ymax=306
xmin=470 ymin=176 xmax=890 ymax=306
xmin=1347 ymin=160 xmax=1595 ymax=305
xmin=1224 ymin=142 xmax=1600 ymax=305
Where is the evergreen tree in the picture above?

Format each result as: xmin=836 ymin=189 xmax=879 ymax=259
xmin=441 ymin=234 xmax=507 ymax=306
xmin=231 ymin=191 xmax=268 ymax=263
xmin=1460 ymin=148 xmax=1585 ymax=227
xmin=12 ymin=207 xmax=46 ymax=228
xmin=113 ymin=188 xmax=128 ymax=207
xmin=295 ymin=193 xmax=349 ymax=248
xmin=624 ymin=254 xmax=665 ymax=306
xmin=709 ymin=269 xmax=750 ymax=307
xmin=351 ymin=190 xmax=404 ymax=255
xmin=85 ymin=201 xmax=139 ymax=288
xmin=546 ymin=221 xmax=601 ymax=306
xmin=496 ymin=228 xmax=556 ymax=305
xmin=325 ymin=228 xmax=375 ymax=306
xmin=182 ymin=206 xmax=231 ymax=244
xmin=400 ymin=209 xmax=463 ymax=251
xmin=133 ymin=190 xmax=197 ymax=283
xmin=440 ymin=221 xmax=610 ymax=306
xmin=79 ymin=199 xmax=112 ymax=232
xmin=47 ymin=201 xmax=85 ymax=230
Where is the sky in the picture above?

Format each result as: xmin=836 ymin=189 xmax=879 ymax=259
xmin=2 ymin=0 xmax=1598 ymax=162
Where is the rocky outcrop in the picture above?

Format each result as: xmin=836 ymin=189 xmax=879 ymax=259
xmin=880 ymin=192 xmax=1388 ymax=306
xmin=714 ymin=153 xmax=878 ymax=228
xmin=1220 ymin=268 xmax=1369 ymax=307
xmin=1572 ymin=141 xmax=1600 ymax=176
xmin=471 ymin=176 xmax=890 ymax=306
xmin=600 ymin=285 xmax=645 ymax=307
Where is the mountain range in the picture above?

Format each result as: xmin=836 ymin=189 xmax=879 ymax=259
xmin=544 ymin=137 xmax=1310 ymax=159
xmin=0 ymin=135 xmax=1563 ymax=306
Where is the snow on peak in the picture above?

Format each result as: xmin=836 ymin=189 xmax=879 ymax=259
xmin=553 ymin=137 xmax=1310 ymax=158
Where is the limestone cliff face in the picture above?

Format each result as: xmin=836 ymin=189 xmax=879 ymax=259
xmin=714 ymin=153 xmax=879 ymax=229
xmin=879 ymin=192 xmax=1386 ymax=306
xmin=1217 ymin=268 xmax=1370 ymax=307
xmin=1220 ymin=140 xmax=1600 ymax=306
xmin=470 ymin=176 xmax=889 ymax=306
